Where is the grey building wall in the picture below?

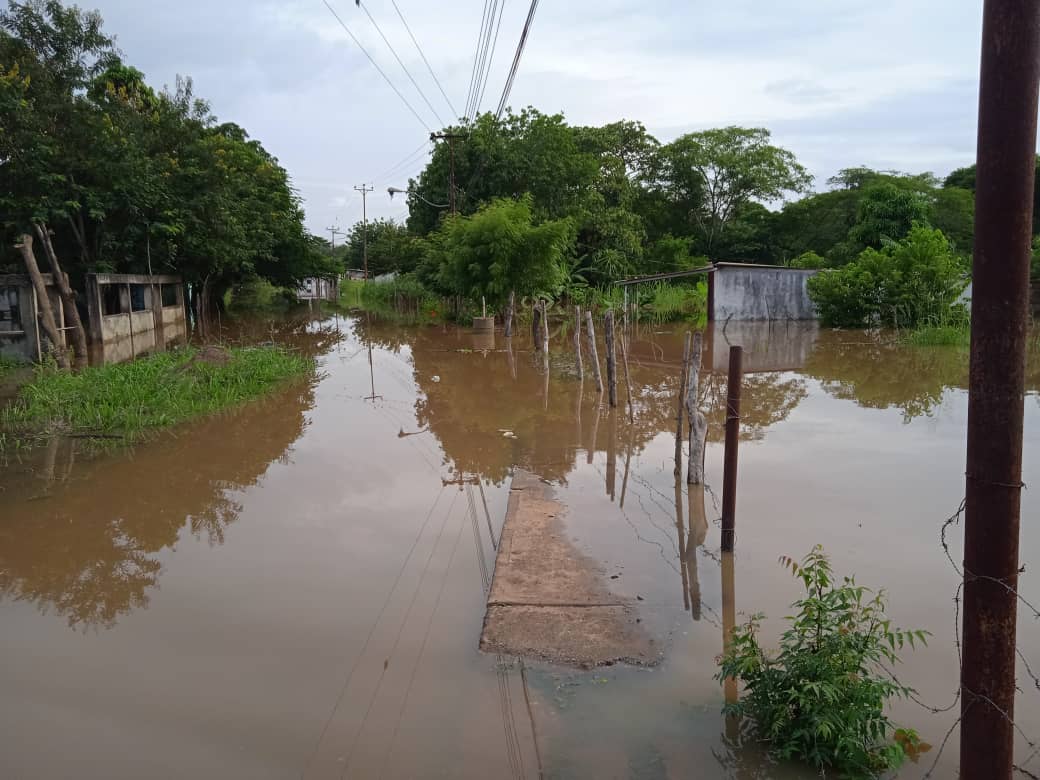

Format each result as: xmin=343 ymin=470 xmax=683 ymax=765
xmin=712 ymin=264 xmax=819 ymax=322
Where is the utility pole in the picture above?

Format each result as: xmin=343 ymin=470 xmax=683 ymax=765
xmin=326 ymin=225 xmax=345 ymax=256
xmin=353 ymin=184 xmax=374 ymax=280
xmin=429 ymin=132 xmax=466 ymax=214
xmin=960 ymin=2 xmax=1040 ymax=778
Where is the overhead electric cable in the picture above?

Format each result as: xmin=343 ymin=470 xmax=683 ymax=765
xmin=321 ymin=0 xmax=432 ymax=132
xmin=468 ymin=0 xmax=501 ymax=119
xmin=389 ymin=0 xmax=459 ymax=118
xmin=475 ymin=0 xmax=508 ymax=117
xmin=357 ymin=0 xmax=446 ymax=127
xmin=465 ymin=0 xmax=493 ymax=118
xmin=495 ymin=0 xmax=541 ymax=119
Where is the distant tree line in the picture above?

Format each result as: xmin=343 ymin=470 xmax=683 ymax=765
xmin=0 ymin=0 xmax=339 ymax=340
xmin=342 ymin=107 xmax=1018 ymax=326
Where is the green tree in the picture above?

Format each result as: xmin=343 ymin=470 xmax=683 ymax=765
xmin=659 ymin=127 xmax=812 ymax=252
xmin=807 ymin=225 xmax=968 ymax=327
xmin=430 ymin=195 xmax=574 ymax=309
xmin=344 ymin=219 xmax=422 ymax=277
xmin=847 ymin=183 xmax=930 ymax=249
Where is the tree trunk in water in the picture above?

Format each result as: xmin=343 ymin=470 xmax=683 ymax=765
xmin=34 ymin=223 xmax=89 ymax=369
xmin=16 ymin=234 xmax=69 ymax=369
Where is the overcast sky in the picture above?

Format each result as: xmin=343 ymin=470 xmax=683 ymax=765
xmin=87 ymin=0 xmax=985 ymax=236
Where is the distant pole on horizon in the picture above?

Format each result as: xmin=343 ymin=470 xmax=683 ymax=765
xmin=354 ymin=184 xmax=374 ymax=280
xmin=326 ymin=225 xmax=345 ymax=256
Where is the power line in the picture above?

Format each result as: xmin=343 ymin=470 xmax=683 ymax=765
xmin=495 ymin=0 xmax=541 ymax=119
xmin=321 ymin=0 xmax=432 ymax=132
xmin=465 ymin=0 xmax=492 ymax=120
xmin=389 ymin=0 xmax=459 ymax=119
xmin=475 ymin=0 xmax=508 ymax=117
xmin=371 ymin=139 xmax=431 ymax=185
xmin=468 ymin=0 xmax=499 ymax=119
xmin=356 ymin=0 xmax=445 ymax=128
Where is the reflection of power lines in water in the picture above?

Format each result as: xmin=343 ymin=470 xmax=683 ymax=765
xmin=337 ymin=490 xmax=461 ymax=779
xmin=299 ymin=484 xmax=448 ymax=780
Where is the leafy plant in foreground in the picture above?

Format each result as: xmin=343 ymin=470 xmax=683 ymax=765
xmin=717 ymin=546 xmax=928 ymax=778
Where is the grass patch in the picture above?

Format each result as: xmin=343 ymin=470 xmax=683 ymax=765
xmin=0 ymin=354 xmax=26 ymax=376
xmin=1 ymin=345 xmax=311 ymax=442
xmin=902 ymin=323 xmax=970 ymax=347
xmin=341 ymin=274 xmax=446 ymax=324
xmin=644 ymin=280 xmax=708 ymax=323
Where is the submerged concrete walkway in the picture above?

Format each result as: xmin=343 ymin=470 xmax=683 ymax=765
xmin=480 ymin=470 xmax=655 ymax=668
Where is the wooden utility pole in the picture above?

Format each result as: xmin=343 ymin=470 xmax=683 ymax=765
xmin=353 ymin=185 xmax=374 ymax=280
xmin=326 ymin=225 xmax=345 ymax=256
xmin=960 ymin=1 xmax=1040 ymax=777
xmin=429 ymin=132 xmax=466 ymax=214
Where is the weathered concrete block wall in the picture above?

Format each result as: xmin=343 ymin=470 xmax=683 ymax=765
xmin=712 ymin=264 xmax=819 ymax=322
xmin=86 ymin=274 xmax=186 ymax=365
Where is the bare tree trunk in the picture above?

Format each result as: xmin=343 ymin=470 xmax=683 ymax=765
xmin=16 ymin=234 xmax=69 ymax=369
xmin=34 ymin=223 xmax=88 ymax=369
xmin=686 ymin=332 xmax=707 ymax=484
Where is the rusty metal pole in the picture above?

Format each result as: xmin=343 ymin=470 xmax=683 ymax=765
xmin=960 ymin=2 xmax=1040 ymax=777
xmin=720 ymin=346 xmax=743 ymax=553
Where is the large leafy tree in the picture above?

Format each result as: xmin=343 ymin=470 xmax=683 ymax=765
xmin=430 ymin=195 xmax=574 ymax=309
xmin=343 ymin=218 xmax=424 ymax=277
xmin=659 ymin=127 xmax=812 ymax=253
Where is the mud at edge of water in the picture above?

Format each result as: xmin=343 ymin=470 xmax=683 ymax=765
xmin=479 ymin=470 xmax=659 ymax=669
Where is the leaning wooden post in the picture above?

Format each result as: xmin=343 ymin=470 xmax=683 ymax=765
xmin=504 ymin=290 xmax=515 ymax=338
xmin=541 ymin=300 xmax=549 ymax=354
xmin=573 ymin=305 xmax=584 ymax=379
xmin=532 ymin=299 xmax=542 ymax=350
xmin=686 ymin=332 xmax=707 ymax=485
xmin=604 ymin=310 xmax=617 ymax=408
xmin=619 ymin=331 xmax=635 ymax=423
xmin=720 ymin=346 xmax=743 ymax=552
xmin=15 ymin=234 xmax=68 ymax=369
xmin=674 ymin=332 xmax=691 ymax=477
xmin=584 ymin=310 xmax=603 ymax=393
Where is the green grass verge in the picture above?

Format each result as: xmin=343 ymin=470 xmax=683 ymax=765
xmin=2 ymin=345 xmax=311 ymax=441
xmin=0 ymin=354 xmax=27 ymax=376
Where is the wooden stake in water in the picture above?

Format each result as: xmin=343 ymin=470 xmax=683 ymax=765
xmin=504 ymin=290 xmax=515 ymax=338
xmin=674 ymin=332 xmax=692 ymax=477
xmin=604 ymin=310 xmax=617 ymax=408
xmin=573 ymin=305 xmax=584 ymax=380
xmin=686 ymin=332 xmax=707 ymax=485
xmin=542 ymin=300 xmax=549 ymax=354
xmin=482 ymin=296 xmax=486 ymax=318
xmin=619 ymin=331 xmax=634 ymax=423
xmin=532 ymin=299 xmax=542 ymax=351
xmin=585 ymin=310 xmax=603 ymax=394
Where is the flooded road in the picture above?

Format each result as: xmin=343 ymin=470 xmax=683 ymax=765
xmin=2 ymin=310 xmax=1039 ymax=779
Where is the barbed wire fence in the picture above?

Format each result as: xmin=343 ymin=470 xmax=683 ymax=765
xmin=877 ymin=495 xmax=1040 ymax=778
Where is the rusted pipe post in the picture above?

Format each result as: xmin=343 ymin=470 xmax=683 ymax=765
xmin=585 ymin=310 xmax=603 ymax=394
xmin=574 ymin=305 xmax=583 ymax=379
xmin=605 ymin=310 xmax=617 ymax=408
xmin=674 ymin=332 xmax=691 ymax=477
xmin=720 ymin=346 xmax=743 ymax=552
xmin=960 ymin=1 xmax=1040 ymax=777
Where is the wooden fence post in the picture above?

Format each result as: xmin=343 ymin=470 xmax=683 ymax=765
xmin=674 ymin=332 xmax=691 ymax=477
xmin=574 ymin=305 xmax=583 ymax=379
xmin=605 ymin=310 xmax=617 ymax=408
xmin=585 ymin=310 xmax=603 ymax=393
xmin=687 ymin=332 xmax=707 ymax=485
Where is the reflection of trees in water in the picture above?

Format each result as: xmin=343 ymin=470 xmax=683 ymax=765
xmin=803 ymin=336 xmax=969 ymax=422
xmin=351 ymin=317 xmax=810 ymax=486
xmin=0 ymin=347 xmax=318 ymax=630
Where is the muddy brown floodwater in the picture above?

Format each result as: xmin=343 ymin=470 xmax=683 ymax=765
xmin=1 ymin=310 xmax=1039 ymax=779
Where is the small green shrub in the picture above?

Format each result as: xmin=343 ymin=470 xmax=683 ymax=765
xmin=645 ymin=281 xmax=707 ymax=322
xmin=718 ymin=546 xmax=927 ymax=778
xmin=808 ymin=225 xmax=968 ymax=328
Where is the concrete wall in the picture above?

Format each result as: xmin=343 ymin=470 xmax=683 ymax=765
xmin=86 ymin=274 xmax=187 ymax=365
xmin=712 ymin=264 xmax=819 ymax=322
